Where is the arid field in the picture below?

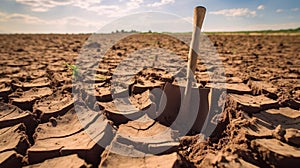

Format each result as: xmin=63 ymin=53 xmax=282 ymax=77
xmin=0 ymin=33 xmax=299 ymax=167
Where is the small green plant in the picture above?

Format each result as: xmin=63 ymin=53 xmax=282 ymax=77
xmin=65 ymin=63 xmax=79 ymax=78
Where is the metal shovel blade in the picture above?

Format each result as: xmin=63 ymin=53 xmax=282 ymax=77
xmin=154 ymin=82 xmax=210 ymax=134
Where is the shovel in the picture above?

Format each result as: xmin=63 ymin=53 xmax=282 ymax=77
xmin=151 ymin=6 xmax=210 ymax=134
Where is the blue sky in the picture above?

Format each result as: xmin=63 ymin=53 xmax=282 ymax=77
xmin=0 ymin=0 xmax=299 ymax=33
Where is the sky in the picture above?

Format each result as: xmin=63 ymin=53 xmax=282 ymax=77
xmin=0 ymin=0 xmax=299 ymax=33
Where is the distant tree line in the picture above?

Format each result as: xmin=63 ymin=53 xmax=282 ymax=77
xmin=111 ymin=30 xmax=153 ymax=33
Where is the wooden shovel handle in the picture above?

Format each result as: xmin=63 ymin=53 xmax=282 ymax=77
xmin=181 ymin=6 xmax=206 ymax=124
xmin=188 ymin=6 xmax=206 ymax=74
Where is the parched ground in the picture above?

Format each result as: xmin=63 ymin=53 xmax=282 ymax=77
xmin=0 ymin=33 xmax=299 ymax=168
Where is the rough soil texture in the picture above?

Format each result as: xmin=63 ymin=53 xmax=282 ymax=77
xmin=0 ymin=33 xmax=299 ymax=167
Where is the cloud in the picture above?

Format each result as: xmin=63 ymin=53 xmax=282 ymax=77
xmin=257 ymin=5 xmax=264 ymax=10
xmin=80 ymin=5 xmax=120 ymax=16
xmin=0 ymin=11 xmax=45 ymax=23
xmin=16 ymin=0 xmax=67 ymax=11
xmin=291 ymin=8 xmax=299 ymax=12
xmin=85 ymin=0 xmax=144 ymax=17
xmin=209 ymin=8 xmax=256 ymax=17
xmin=0 ymin=11 xmax=104 ymax=33
xmin=15 ymin=0 xmax=145 ymax=18
xmin=147 ymin=0 xmax=175 ymax=7
xmin=126 ymin=0 xmax=143 ymax=9
xmin=276 ymin=9 xmax=283 ymax=13
xmin=16 ymin=0 xmax=109 ymax=12
xmin=51 ymin=16 xmax=103 ymax=27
